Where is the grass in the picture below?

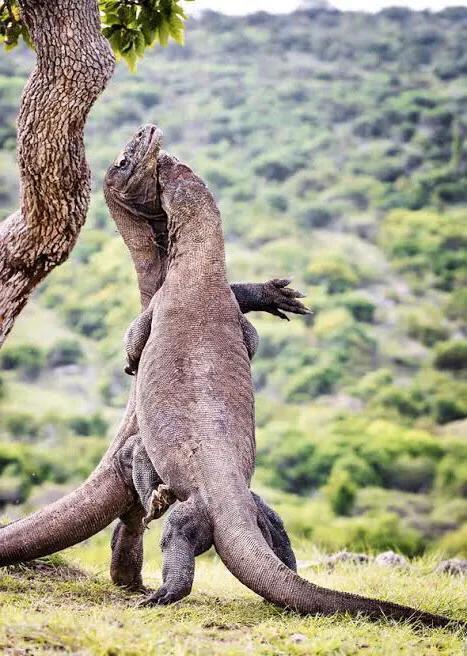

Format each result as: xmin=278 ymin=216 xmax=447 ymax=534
xmin=0 ymin=528 xmax=465 ymax=655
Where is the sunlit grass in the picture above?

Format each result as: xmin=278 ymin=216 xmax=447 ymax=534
xmin=0 ymin=528 xmax=465 ymax=655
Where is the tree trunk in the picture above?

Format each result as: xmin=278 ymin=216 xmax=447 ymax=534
xmin=0 ymin=0 xmax=115 ymax=346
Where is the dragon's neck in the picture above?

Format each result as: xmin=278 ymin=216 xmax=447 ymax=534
xmin=166 ymin=213 xmax=227 ymax=285
xmin=105 ymin=189 xmax=168 ymax=310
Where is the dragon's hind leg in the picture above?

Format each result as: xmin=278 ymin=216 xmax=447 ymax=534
xmin=252 ymin=492 xmax=297 ymax=572
xmin=139 ymin=498 xmax=213 ymax=606
xmin=111 ymin=505 xmax=146 ymax=591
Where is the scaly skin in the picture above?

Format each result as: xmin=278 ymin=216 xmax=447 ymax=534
xmin=103 ymin=124 xmax=308 ymax=590
xmin=131 ymin=143 xmax=457 ymax=629
xmin=112 ymin=277 xmax=298 ymax=589
xmin=0 ymin=125 xmax=308 ymax=580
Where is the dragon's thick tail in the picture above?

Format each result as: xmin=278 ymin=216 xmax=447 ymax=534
xmin=211 ymin=491 xmax=458 ymax=628
xmin=0 ymin=463 xmax=133 ymax=566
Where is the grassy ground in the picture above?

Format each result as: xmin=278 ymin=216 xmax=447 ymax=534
xmin=0 ymin=528 xmax=465 ymax=655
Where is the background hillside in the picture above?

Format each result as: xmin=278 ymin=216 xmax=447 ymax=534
xmin=0 ymin=6 xmax=466 ymax=557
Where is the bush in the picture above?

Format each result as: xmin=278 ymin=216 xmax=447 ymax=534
xmin=257 ymin=427 xmax=318 ymax=494
xmin=373 ymin=385 xmax=428 ymax=419
xmin=284 ymin=363 xmax=340 ymax=401
xmin=434 ymin=340 xmax=467 ymax=371
xmin=324 ymin=467 xmax=356 ymax=516
xmin=3 ymin=413 xmax=40 ymax=439
xmin=67 ymin=413 xmax=108 ymax=437
xmin=331 ymin=454 xmax=380 ymax=488
xmin=265 ymin=192 xmax=288 ymax=212
xmin=379 ymin=209 xmax=467 ymax=292
xmin=402 ymin=306 xmax=448 ymax=347
xmin=339 ymin=293 xmax=376 ymax=323
xmin=437 ymin=524 xmax=467 ymax=558
xmin=382 ymin=456 xmax=436 ymax=493
xmin=313 ymin=308 xmax=353 ymax=340
xmin=0 ymin=344 xmax=45 ymax=380
xmin=436 ymin=455 xmax=467 ymax=498
xmin=254 ymin=152 xmax=304 ymax=182
xmin=353 ymin=369 xmax=394 ymax=401
xmin=446 ymin=288 xmax=467 ymax=322
xmin=300 ymin=203 xmax=334 ymax=228
xmin=47 ymin=339 xmax=84 ymax=367
xmin=433 ymin=398 xmax=467 ymax=424
xmin=305 ymin=256 xmax=359 ymax=293
xmin=341 ymin=513 xmax=424 ymax=557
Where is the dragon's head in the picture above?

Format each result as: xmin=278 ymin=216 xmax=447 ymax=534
xmin=104 ymin=124 xmax=164 ymax=221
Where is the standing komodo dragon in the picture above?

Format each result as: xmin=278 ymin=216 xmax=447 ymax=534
xmin=0 ymin=126 xmax=308 ymax=589
xmin=122 ymin=140 xmax=457 ymax=628
xmin=105 ymin=124 xmax=309 ymax=589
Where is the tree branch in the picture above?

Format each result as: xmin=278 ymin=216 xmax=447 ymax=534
xmin=0 ymin=0 xmax=115 ymax=346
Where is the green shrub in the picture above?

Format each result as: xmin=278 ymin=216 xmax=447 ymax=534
xmin=339 ymin=293 xmax=376 ymax=323
xmin=340 ymin=513 xmax=425 ymax=557
xmin=331 ymin=454 xmax=380 ymax=487
xmin=284 ymin=363 xmax=340 ymax=402
xmin=65 ymin=306 xmax=106 ymax=339
xmin=257 ymin=427 xmax=318 ymax=494
xmin=402 ymin=306 xmax=448 ymax=346
xmin=324 ymin=467 xmax=356 ymax=516
xmin=373 ymin=385 xmax=428 ymax=419
xmin=446 ymin=288 xmax=467 ymax=322
xmin=313 ymin=308 xmax=353 ymax=339
xmin=382 ymin=456 xmax=436 ymax=493
xmin=3 ymin=413 xmax=40 ymax=439
xmin=434 ymin=340 xmax=467 ymax=371
xmin=437 ymin=523 xmax=467 ymax=558
xmin=305 ymin=256 xmax=359 ymax=293
xmin=353 ymin=369 xmax=394 ymax=401
xmin=67 ymin=413 xmax=108 ymax=437
xmin=0 ymin=344 xmax=45 ymax=380
xmin=434 ymin=397 xmax=467 ymax=424
xmin=264 ymin=192 xmax=288 ymax=212
xmin=253 ymin=151 xmax=304 ymax=182
xmin=436 ymin=455 xmax=467 ymax=498
xmin=47 ymin=339 xmax=84 ymax=367
xmin=379 ymin=209 xmax=467 ymax=292
xmin=300 ymin=203 xmax=334 ymax=228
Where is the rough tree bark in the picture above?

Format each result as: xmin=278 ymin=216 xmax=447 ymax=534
xmin=0 ymin=0 xmax=115 ymax=346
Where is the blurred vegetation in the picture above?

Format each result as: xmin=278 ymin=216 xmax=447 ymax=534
xmin=0 ymin=7 xmax=466 ymax=557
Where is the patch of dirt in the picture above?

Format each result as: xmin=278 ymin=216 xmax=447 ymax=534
xmin=5 ymin=557 xmax=87 ymax=581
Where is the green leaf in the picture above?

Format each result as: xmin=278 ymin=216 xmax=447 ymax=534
xmin=108 ymin=29 xmax=123 ymax=58
xmin=158 ymin=18 xmax=169 ymax=47
xmin=134 ymin=31 xmax=146 ymax=57
xmin=122 ymin=43 xmax=138 ymax=72
xmin=168 ymin=13 xmax=184 ymax=44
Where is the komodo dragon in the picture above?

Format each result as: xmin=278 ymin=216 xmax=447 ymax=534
xmin=119 ymin=137 xmax=457 ymax=628
xmin=0 ymin=126 xmax=308 ymax=589
xmin=106 ymin=124 xmax=308 ymax=590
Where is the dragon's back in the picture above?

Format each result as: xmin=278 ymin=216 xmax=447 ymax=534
xmin=136 ymin=277 xmax=256 ymax=501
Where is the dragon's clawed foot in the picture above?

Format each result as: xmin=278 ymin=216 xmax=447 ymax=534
xmin=142 ymin=484 xmax=176 ymax=528
xmin=265 ymin=278 xmax=312 ymax=321
xmin=137 ymin=586 xmax=187 ymax=606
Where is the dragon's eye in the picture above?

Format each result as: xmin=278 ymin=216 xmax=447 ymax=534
xmin=117 ymin=157 xmax=128 ymax=168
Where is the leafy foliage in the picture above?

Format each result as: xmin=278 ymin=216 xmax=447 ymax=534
xmin=0 ymin=0 xmax=192 ymax=69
